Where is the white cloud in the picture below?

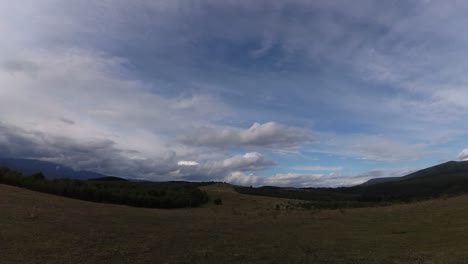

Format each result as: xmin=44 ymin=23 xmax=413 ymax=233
xmin=0 ymin=49 xmax=229 ymax=133
xmin=204 ymin=152 xmax=275 ymax=171
xmin=0 ymin=48 xmax=231 ymax=164
xmin=174 ymin=152 xmax=276 ymax=181
xmin=177 ymin=161 xmax=199 ymax=166
xmin=0 ymin=121 xmax=277 ymax=180
xmin=222 ymin=172 xmax=351 ymax=188
xmin=223 ymin=167 xmax=417 ymax=188
xmin=0 ymin=48 xmax=289 ymax=179
xmin=457 ymin=149 xmax=468 ymax=161
xmin=179 ymin=122 xmax=312 ymax=149
xmin=224 ymin=171 xmax=259 ymax=186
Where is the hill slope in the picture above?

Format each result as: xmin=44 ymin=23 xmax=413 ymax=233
xmin=88 ymin=176 xmax=129 ymax=182
xmin=361 ymin=160 xmax=468 ymax=186
xmin=359 ymin=177 xmax=400 ymax=186
xmin=354 ymin=160 xmax=468 ymax=199
xmin=403 ymin=160 xmax=468 ymax=180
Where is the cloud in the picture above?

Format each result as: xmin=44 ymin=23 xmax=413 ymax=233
xmin=0 ymin=49 xmax=229 ymax=133
xmin=457 ymin=149 xmax=468 ymax=161
xmin=0 ymin=122 xmax=277 ymax=181
xmin=292 ymin=166 xmax=343 ymax=172
xmin=0 ymin=122 xmax=180 ymax=178
xmin=179 ymin=122 xmax=312 ymax=149
xmin=0 ymin=48 xmax=240 ymax=171
xmin=178 ymin=161 xmax=200 ymax=166
xmin=205 ymin=152 xmax=275 ymax=172
xmin=222 ymin=172 xmax=355 ymax=188
xmin=352 ymin=136 xmax=427 ymax=161
xmin=58 ymin=118 xmax=76 ymax=125
xmin=308 ymin=133 xmax=431 ymax=161
xmin=224 ymin=171 xmax=259 ymax=186
xmin=350 ymin=168 xmax=416 ymax=181
xmin=0 ymin=47 xmax=310 ymax=181
xmin=1 ymin=0 xmax=467 ymax=185
xmin=174 ymin=152 xmax=276 ymax=181
xmin=223 ymin=167 xmax=417 ymax=187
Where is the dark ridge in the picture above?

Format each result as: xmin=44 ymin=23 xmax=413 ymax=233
xmin=401 ymin=160 xmax=467 ymax=180
xmin=88 ymin=176 xmax=129 ymax=182
xmin=360 ymin=177 xmax=401 ymax=187
xmin=359 ymin=161 xmax=468 ymax=187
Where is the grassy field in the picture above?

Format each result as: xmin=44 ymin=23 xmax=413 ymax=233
xmin=3 ymin=183 xmax=468 ymax=264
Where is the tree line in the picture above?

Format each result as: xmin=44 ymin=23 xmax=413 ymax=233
xmin=0 ymin=167 xmax=211 ymax=209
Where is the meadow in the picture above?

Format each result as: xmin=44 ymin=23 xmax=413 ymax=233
xmin=2 ymin=183 xmax=468 ymax=264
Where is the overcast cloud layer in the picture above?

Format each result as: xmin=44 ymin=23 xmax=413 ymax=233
xmin=1 ymin=0 xmax=468 ymax=186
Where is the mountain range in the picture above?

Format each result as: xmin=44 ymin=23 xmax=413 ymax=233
xmin=0 ymin=158 xmax=107 ymax=180
xmin=2 ymin=157 xmax=468 ymax=196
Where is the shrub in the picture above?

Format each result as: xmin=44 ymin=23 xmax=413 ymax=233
xmin=214 ymin=198 xmax=223 ymax=205
xmin=30 ymin=172 xmax=46 ymax=181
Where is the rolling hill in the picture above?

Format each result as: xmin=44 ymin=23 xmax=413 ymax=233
xmin=5 ymin=158 xmax=468 ymax=209
xmin=4 ymin=160 xmax=468 ymax=262
xmin=3 ymin=183 xmax=468 ymax=263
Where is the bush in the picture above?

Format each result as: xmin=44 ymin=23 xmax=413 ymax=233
xmin=214 ymin=198 xmax=223 ymax=205
xmin=30 ymin=172 xmax=46 ymax=181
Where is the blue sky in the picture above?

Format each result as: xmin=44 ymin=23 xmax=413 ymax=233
xmin=1 ymin=0 xmax=468 ymax=186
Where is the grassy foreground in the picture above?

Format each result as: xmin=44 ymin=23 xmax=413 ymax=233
xmin=2 ymin=183 xmax=468 ymax=264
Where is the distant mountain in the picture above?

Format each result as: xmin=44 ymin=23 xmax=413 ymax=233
xmin=0 ymin=158 xmax=107 ymax=180
xmin=88 ymin=176 xmax=129 ymax=182
xmin=361 ymin=161 xmax=468 ymax=187
xmin=401 ymin=161 xmax=468 ymax=180
xmin=359 ymin=177 xmax=401 ymax=187
xmin=237 ymin=160 xmax=468 ymax=206
xmin=355 ymin=160 xmax=468 ymax=199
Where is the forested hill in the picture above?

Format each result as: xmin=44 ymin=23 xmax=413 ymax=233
xmin=0 ymin=167 xmax=212 ymax=209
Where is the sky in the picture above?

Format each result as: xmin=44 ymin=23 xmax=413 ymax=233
xmin=1 ymin=0 xmax=468 ymax=187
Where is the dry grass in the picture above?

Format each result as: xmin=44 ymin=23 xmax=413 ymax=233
xmin=2 ymin=183 xmax=468 ymax=263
